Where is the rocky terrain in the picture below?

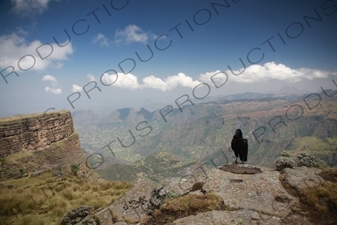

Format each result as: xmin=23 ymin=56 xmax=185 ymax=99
xmin=0 ymin=110 xmax=87 ymax=179
xmin=1 ymin=94 xmax=336 ymax=224
xmin=79 ymin=161 xmax=336 ymax=225
xmin=0 ymin=110 xmax=76 ymax=154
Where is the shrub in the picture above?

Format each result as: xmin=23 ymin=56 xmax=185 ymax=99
xmin=276 ymin=157 xmax=297 ymax=171
xmin=295 ymin=153 xmax=327 ymax=169
xmin=276 ymin=152 xmax=328 ymax=171
xmin=71 ymin=164 xmax=79 ymax=176
xmin=281 ymin=150 xmax=291 ymax=157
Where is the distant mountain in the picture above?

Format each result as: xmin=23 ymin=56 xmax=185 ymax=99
xmin=137 ymin=107 xmax=153 ymax=120
xmin=277 ymin=85 xmax=301 ymax=94
xmin=221 ymin=92 xmax=274 ymax=101
xmin=72 ymin=109 xmax=100 ymax=122
xmin=73 ymin=91 xmax=337 ymax=174
xmin=285 ymin=88 xmax=336 ymax=102
xmin=95 ymin=151 xmax=197 ymax=182
xmin=101 ymin=107 xmax=154 ymax=124
xmin=205 ymin=87 xmax=313 ymax=103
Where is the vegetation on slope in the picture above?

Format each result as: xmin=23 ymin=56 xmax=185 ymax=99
xmin=0 ymin=171 xmax=132 ymax=225
xmin=95 ymin=151 xmax=197 ymax=183
xmin=280 ymin=168 xmax=337 ymax=225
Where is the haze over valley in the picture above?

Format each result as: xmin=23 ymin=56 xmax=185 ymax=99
xmin=73 ymin=88 xmax=337 ymax=182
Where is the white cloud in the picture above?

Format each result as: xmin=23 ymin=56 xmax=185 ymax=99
xmin=71 ymin=74 xmax=96 ymax=93
xmin=87 ymin=74 xmax=96 ymax=82
xmin=93 ymin=33 xmax=110 ymax=47
xmin=72 ymin=84 xmax=83 ymax=93
xmin=0 ymin=32 xmax=73 ymax=71
xmin=200 ymin=62 xmax=333 ymax=84
xmin=42 ymin=74 xmax=62 ymax=94
xmin=191 ymin=63 xmax=334 ymax=87
xmin=68 ymin=62 xmax=334 ymax=94
xmin=44 ymin=86 xmax=62 ymax=94
xmin=11 ymin=0 xmax=51 ymax=17
xmin=42 ymin=74 xmax=57 ymax=83
xmin=143 ymin=73 xmax=201 ymax=91
xmin=115 ymin=25 xmax=157 ymax=45
xmin=199 ymin=70 xmax=227 ymax=84
xmin=101 ymin=72 xmax=140 ymax=89
xmin=101 ymin=72 xmax=200 ymax=91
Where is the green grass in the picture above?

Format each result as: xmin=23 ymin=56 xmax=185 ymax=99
xmin=286 ymin=137 xmax=336 ymax=153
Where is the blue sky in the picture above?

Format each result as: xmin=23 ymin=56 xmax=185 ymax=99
xmin=0 ymin=0 xmax=336 ymax=117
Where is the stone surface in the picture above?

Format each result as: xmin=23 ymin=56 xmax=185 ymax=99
xmin=61 ymin=206 xmax=98 ymax=225
xmin=219 ymin=163 xmax=262 ymax=174
xmin=173 ymin=209 xmax=282 ymax=225
xmin=0 ymin=110 xmax=87 ymax=179
xmin=0 ymin=110 xmax=74 ymax=154
xmin=108 ymin=179 xmax=157 ymax=224
xmin=95 ymin=208 xmax=114 ymax=225
xmin=281 ymin=214 xmax=315 ymax=225
xmin=104 ymin=179 xmax=168 ymax=224
xmin=96 ymin=163 xmax=317 ymax=224
xmin=161 ymin=164 xmax=314 ymax=225
xmin=202 ymin=166 xmax=297 ymax=219
xmin=282 ymin=166 xmax=323 ymax=193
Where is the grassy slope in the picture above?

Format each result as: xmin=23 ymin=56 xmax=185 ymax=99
xmin=0 ymin=171 xmax=132 ymax=225
xmin=95 ymin=151 xmax=197 ymax=182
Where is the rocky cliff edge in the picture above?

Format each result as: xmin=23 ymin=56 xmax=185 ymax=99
xmin=0 ymin=110 xmax=86 ymax=179
xmin=92 ymin=163 xmax=335 ymax=225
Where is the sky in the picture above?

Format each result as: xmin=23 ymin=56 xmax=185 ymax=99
xmin=0 ymin=0 xmax=336 ymax=117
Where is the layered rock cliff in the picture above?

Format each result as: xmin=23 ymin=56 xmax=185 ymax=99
xmin=0 ymin=110 xmax=85 ymax=179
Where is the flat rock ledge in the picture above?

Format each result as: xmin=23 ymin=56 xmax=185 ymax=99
xmin=92 ymin=165 xmax=320 ymax=225
xmin=219 ymin=163 xmax=262 ymax=174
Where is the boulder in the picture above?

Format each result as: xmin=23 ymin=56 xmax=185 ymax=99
xmin=61 ymin=206 xmax=98 ymax=225
xmin=282 ymin=166 xmax=323 ymax=194
xmin=173 ymin=209 xmax=282 ymax=225
xmin=108 ymin=179 xmax=160 ymax=224
xmin=204 ymin=166 xmax=297 ymax=219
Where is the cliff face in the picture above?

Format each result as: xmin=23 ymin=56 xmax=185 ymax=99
xmin=0 ymin=110 xmax=76 ymax=155
xmin=0 ymin=110 xmax=85 ymax=179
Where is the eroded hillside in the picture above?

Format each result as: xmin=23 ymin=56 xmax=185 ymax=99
xmin=73 ymin=91 xmax=337 ymax=181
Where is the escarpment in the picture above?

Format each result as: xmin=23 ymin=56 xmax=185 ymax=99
xmin=0 ymin=110 xmax=76 ymax=154
xmin=0 ymin=110 xmax=85 ymax=179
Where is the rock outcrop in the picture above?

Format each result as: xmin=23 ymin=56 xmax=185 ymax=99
xmin=0 ymin=110 xmax=75 ymax=154
xmin=61 ymin=206 xmax=99 ymax=225
xmin=92 ymin=163 xmax=328 ymax=225
xmin=281 ymin=166 xmax=324 ymax=194
xmin=0 ymin=110 xmax=86 ymax=179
